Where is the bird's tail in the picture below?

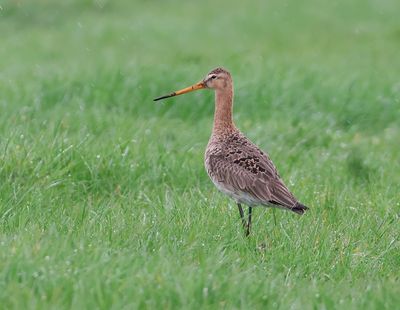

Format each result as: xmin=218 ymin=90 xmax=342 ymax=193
xmin=291 ymin=202 xmax=309 ymax=215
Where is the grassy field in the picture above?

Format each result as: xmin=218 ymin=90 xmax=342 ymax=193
xmin=1 ymin=0 xmax=400 ymax=308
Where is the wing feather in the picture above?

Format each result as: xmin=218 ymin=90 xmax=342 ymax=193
xmin=206 ymin=133 xmax=298 ymax=210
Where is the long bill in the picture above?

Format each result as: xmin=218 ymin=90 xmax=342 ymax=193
xmin=154 ymin=81 xmax=205 ymax=101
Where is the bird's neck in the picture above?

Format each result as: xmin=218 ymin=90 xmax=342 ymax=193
xmin=212 ymin=85 xmax=236 ymax=135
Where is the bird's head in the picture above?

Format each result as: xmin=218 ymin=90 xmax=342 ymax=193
xmin=154 ymin=67 xmax=231 ymax=101
xmin=203 ymin=67 xmax=232 ymax=90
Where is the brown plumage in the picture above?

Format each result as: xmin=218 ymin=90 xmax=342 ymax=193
xmin=205 ymin=131 xmax=307 ymax=213
xmin=154 ymin=67 xmax=308 ymax=236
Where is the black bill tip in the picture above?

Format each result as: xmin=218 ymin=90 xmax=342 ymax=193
xmin=153 ymin=93 xmax=176 ymax=101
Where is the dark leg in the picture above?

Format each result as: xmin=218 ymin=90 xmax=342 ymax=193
xmin=272 ymin=209 xmax=277 ymax=226
xmin=246 ymin=207 xmax=252 ymax=237
xmin=237 ymin=203 xmax=247 ymax=230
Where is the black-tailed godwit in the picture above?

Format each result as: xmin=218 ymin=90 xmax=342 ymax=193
xmin=154 ymin=67 xmax=308 ymax=236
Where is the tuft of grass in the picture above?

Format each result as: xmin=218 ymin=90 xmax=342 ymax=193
xmin=1 ymin=0 xmax=400 ymax=309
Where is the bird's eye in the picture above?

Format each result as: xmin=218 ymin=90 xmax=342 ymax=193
xmin=211 ymin=75 xmax=217 ymax=79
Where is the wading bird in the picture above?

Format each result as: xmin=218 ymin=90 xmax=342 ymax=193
xmin=154 ymin=68 xmax=308 ymax=236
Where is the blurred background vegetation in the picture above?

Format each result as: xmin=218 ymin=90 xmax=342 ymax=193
xmin=0 ymin=0 xmax=399 ymax=308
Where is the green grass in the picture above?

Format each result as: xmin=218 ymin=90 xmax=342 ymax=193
xmin=1 ymin=0 xmax=400 ymax=308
